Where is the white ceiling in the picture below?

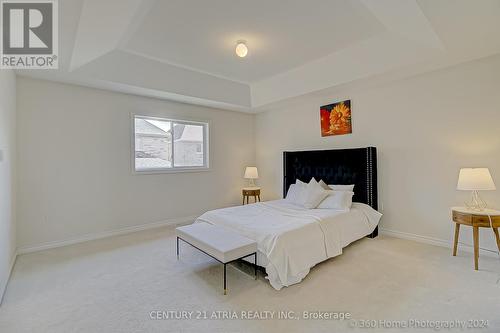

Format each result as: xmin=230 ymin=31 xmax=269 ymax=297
xmin=18 ymin=0 xmax=500 ymax=112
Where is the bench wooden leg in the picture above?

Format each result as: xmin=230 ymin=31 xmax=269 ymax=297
xmin=453 ymin=224 xmax=460 ymax=256
xmin=223 ymin=263 xmax=227 ymax=295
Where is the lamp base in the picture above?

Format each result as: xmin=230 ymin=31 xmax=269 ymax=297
xmin=465 ymin=190 xmax=487 ymax=211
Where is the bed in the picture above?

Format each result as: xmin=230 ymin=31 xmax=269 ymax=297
xmin=195 ymin=147 xmax=381 ymax=290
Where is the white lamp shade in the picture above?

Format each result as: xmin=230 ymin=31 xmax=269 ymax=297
xmin=244 ymin=167 xmax=259 ymax=179
xmin=457 ymin=168 xmax=496 ymax=191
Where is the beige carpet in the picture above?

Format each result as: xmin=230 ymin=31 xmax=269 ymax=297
xmin=1 ymin=226 xmax=499 ymax=333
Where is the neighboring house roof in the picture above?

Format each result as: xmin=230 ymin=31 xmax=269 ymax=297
xmin=172 ymin=124 xmax=185 ymax=140
xmin=174 ymin=124 xmax=203 ymax=142
xmin=135 ymin=119 xmax=202 ymax=143
xmin=135 ymin=119 xmax=169 ymax=136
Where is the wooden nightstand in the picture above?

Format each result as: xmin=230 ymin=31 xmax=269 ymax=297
xmin=451 ymin=207 xmax=500 ymax=270
xmin=242 ymin=187 xmax=261 ymax=205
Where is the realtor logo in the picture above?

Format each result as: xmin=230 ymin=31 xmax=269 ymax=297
xmin=1 ymin=0 xmax=58 ymax=69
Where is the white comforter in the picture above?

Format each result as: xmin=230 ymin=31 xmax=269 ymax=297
xmin=195 ymin=200 xmax=382 ymax=290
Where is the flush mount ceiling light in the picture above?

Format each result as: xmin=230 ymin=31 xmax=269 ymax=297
xmin=235 ymin=41 xmax=248 ymax=58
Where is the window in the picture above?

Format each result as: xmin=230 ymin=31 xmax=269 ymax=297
xmin=133 ymin=115 xmax=209 ymax=172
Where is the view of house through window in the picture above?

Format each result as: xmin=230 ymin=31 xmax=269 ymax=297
xmin=134 ymin=116 xmax=208 ymax=171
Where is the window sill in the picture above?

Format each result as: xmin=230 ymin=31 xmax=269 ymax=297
xmin=133 ymin=167 xmax=211 ymax=175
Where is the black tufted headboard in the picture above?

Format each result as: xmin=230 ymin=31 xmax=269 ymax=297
xmin=283 ymin=147 xmax=378 ymax=238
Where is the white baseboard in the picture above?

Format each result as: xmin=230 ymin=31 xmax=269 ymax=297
xmin=380 ymin=228 xmax=499 ymax=258
xmin=17 ymin=215 xmax=197 ymax=255
xmin=0 ymin=250 xmax=18 ymax=306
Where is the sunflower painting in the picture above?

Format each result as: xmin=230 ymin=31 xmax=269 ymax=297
xmin=320 ymin=100 xmax=352 ymax=136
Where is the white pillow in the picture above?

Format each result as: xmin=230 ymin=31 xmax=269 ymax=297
xmin=317 ymin=190 xmax=354 ymax=211
xmin=329 ymin=184 xmax=355 ymax=192
xmin=318 ymin=179 xmax=330 ymax=190
xmin=302 ymin=178 xmax=329 ymax=209
xmin=295 ymin=179 xmax=306 ymax=188
xmin=285 ymin=180 xmax=307 ymax=205
xmin=285 ymin=184 xmax=301 ymax=203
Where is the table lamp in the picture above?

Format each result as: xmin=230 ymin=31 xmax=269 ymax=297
xmin=457 ymin=168 xmax=496 ymax=211
xmin=244 ymin=167 xmax=259 ymax=187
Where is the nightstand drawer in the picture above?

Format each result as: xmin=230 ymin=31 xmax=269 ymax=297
xmin=473 ymin=216 xmax=490 ymax=224
xmin=242 ymin=189 xmax=260 ymax=196
xmin=472 ymin=215 xmax=500 ymax=227
xmin=452 ymin=211 xmax=472 ymax=224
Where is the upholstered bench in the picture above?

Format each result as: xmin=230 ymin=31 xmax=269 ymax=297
xmin=175 ymin=222 xmax=257 ymax=295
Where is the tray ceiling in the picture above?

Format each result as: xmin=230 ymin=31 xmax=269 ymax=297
xmin=18 ymin=0 xmax=500 ymax=112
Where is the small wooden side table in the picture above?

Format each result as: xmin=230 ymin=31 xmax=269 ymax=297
xmin=451 ymin=207 xmax=500 ymax=270
xmin=242 ymin=187 xmax=261 ymax=205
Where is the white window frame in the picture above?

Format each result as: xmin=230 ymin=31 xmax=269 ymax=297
xmin=132 ymin=114 xmax=210 ymax=174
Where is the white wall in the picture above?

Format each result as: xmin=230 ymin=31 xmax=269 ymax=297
xmin=0 ymin=70 xmax=17 ymax=302
xmin=14 ymin=54 xmax=500 ymax=255
xmin=256 ymin=54 xmax=500 ymax=252
xmin=16 ymin=77 xmax=255 ymax=249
